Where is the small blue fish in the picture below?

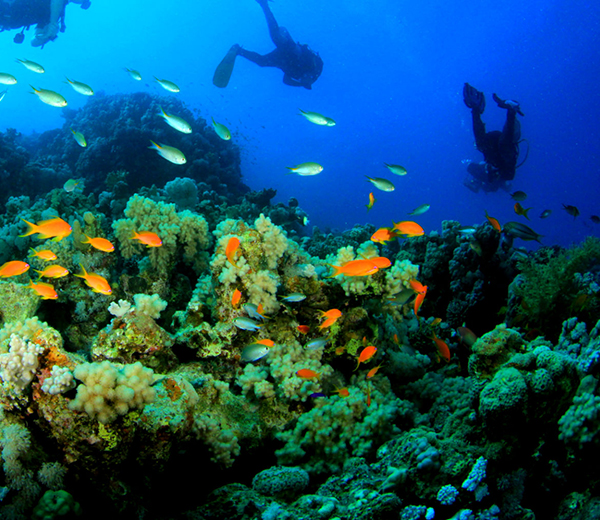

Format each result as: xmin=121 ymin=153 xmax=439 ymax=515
xmin=282 ymin=293 xmax=306 ymax=303
xmin=240 ymin=344 xmax=269 ymax=362
xmin=243 ymin=303 xmax=266 ymax=321
xmin=306 ymin=337 xmax=328 ymax=350
xmin=233 ymin=317 xmax=261 ymax=331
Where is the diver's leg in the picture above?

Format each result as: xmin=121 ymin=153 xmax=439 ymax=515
xmin=256 ymin=0 xmax=292 ymax=48
xmin=471 ymin=112 xmax=487 ymax=151
xmin=237 ymin=47 xmax=283 ymax=68
xmin=498 ymin=111 xmax=520 ymax=180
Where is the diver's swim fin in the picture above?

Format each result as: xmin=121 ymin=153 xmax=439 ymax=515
xmin=213 ymin=45 xmax=239 ymax=88
xmin=463 ymin=83 xmax=485 ymax=114
xmin=493 ymin=93 xmax=524 ymax=116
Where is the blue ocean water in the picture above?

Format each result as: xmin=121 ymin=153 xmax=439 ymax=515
xmin=1 ymin=0 xmax=599 ymax=246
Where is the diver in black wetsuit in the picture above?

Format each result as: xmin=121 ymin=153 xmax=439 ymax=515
xmin=462 ymin=83 xmax=524 ymax=193
xmin=0 ymin=0 xmax=90 ymax=48
xmin=213 ymin=0 xmax=323 ymax=90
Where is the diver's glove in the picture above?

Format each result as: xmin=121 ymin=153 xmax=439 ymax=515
xmin=493 ymin=93 xmax=524 ymax=116
xmin=31 ymin=22 xmax=58 ymax=47
xmin=463 ymin=83 xmax=485 ymax=114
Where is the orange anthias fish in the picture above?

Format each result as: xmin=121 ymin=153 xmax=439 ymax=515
xmin=225 ymin=237 xmax=240 ymax=267
xmin=333 ymin=387 xmax=350 ymax=397
xmin=296 ymin=369 xmax=320 ymax=379
xmin=82 ymin=235 xmax=115 ymax=252
xmin=409 ymin=279 xmax=427 ymax=294
xmin=27 ymin=280 xmax=57 ymax=300
xmin=297 ymin=325 xmax=310 ymax=334
xmin=328 ymin=258 xmax=380 ymax=277
xmin=371 ymin=227 xmax=398 ymax=244
xmin=366 ymin=192 xmax=376 ymax=212
xmin=35 ymin=265 xmax=69 ymax=279
xmin=366 ymin=364 xmax=383 ymax=379
xmin=131 ymin=231 xmax=162 ymax=247
xmin=355 ymin=345 xmax=377 ymax=371
xmin=253 ymin=338 xmax=275 ymax=347
xmin=319 ymin=309 xmax=342 ymax=330
xmin=431 ymin=331 xmax=450 ymax=362
xmin=231 ymin=288 xmax=242 ymax=308
xmin=75 ymin=265 xmax=112 ymax=295
xmin=414 ymin=285 xmax=428 ymax=318
xmin=370 ymin=257 xmax=392 ymax=269
xmin=28 ymin=248 xmax=57 ymax=261
xmin=20 ymin=217 xmax=72 ymax=242
xmin=485 ymin=211 xmax=502 ymax=232
xmin=392 ymin=221 xmax=424 ymax=237
xmin=0 ymin=260 xmax=30 ymax=278
xmin=514 ymin=203 xmax=532 ymax=220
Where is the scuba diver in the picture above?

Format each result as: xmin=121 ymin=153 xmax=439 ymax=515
xmin=213 ymin=0 xmax=323 ymax=90
xmin=462 ymin=83 xmax=526 ymax=193
xmin=0 ymin=0 xmax=90 ymax=48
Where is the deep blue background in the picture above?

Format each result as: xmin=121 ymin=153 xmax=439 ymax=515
xmin=1 ymin=0 xmax=599 ymax=247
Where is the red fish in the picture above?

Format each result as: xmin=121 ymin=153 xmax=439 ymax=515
xmin=485 ymin=211 xmax=502 ymax=232
xmin=355 ymin=345 xmax=377 ymax=371
xmin=296 ymin=369 xmax=320 ymax=379
xmin=366 ymin=364 xmax=383 ymax=379
xmin=414 ymin=286 xmax=428 ymax=318
xmin=297 ymin=325 xmax=310 ymax=334
xmin=431 ymin=331 xmax=450 ymax=362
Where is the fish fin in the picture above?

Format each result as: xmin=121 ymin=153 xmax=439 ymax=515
xmin=325 ymin=264 xmax=342 ymax=277
xmin=19 ymin=218 xmax=37 ymax=237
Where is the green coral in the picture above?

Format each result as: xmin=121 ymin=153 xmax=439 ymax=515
xmin=512 ymin=237 xmax=600 ymax=341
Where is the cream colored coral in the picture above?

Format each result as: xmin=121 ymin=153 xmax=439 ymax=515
xmin=254 ymin=214 xmax=289 ymax=269
xmin=68 ymin=361 xmax=156 ymax=424
xmin=112 ymin=194 xmax=210 ymax=275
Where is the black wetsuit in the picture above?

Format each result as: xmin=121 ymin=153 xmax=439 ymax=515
xmin=236 ymin=0 xmax=323 ymax=89
xmin=470 ymin=108 xmax=521 ymax=183
xmin=0 ymin=0 xmax=50 ymax=31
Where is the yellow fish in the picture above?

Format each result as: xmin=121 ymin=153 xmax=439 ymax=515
xmin=212 ymin=118 xmax=231 ymax=140
xmin=17 ymin=59 xmax=44 ymax=73
xmin=70 ymin=128 xmax=87 ymax=147
xmin=31 ymin=86 xmax=67 ymax=107
xmin=287 ymin=162 xmax=323 ymax=176
xmin=65 ymin=77 xmax=94 ymax=96
xmin=158 ymin=106 xmax=192 ymax=134
xmin=125 ymin=68 xmax=142 ymax=81
xmin=154 ymin=77 xmax=180 ymax=92
xmin=0 ymin=73 xmax=17 ymax=85
xmin=299 ymin=109 xmax=336 ymax=126
xmin=148 ymin=140 xmax=186 ymax=164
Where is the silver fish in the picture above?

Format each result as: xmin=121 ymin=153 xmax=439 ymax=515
xmin=281 ymin=293 xmax=306 ymax=303
xmin=306 ymin=337 xmax=328 ymax=350
xmin=233 ymin=317 xmax=262 ymax=331
xmin=240 ymin=344 xmax=269 ymax=362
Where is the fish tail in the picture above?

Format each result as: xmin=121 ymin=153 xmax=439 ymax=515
xmin=19 ymin=218 xmax=38 ymax=237
xmin=75 ymin=263 xmax=87 ymax=279
xmin=325 ymin=264 xmax=343 ymax=277
xmin=148 ymin=140 xmax=160 ymax=150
